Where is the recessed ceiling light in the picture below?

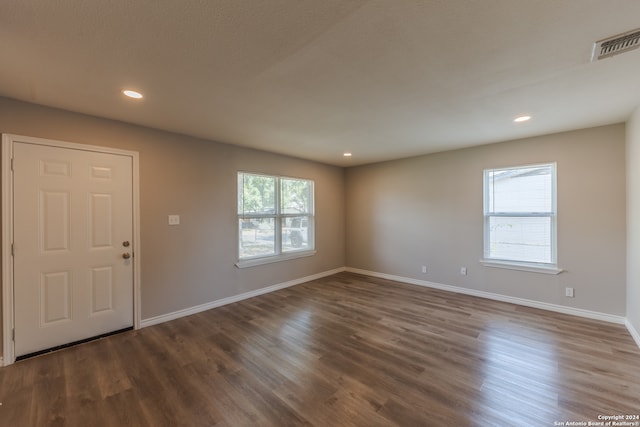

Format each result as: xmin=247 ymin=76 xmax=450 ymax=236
xmin=343 ymin=152 xmax=352 ymax=157
xmin=513 ymin=115 xmax=531 ymax=123
xmin=123 ymin=89 xmax=143 ymax=99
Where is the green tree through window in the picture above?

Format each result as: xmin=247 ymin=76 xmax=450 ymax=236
xmin=238 ymin=172 xmax=314 ymax=262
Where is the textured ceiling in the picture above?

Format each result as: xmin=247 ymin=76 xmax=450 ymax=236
xmin=2 ymin=0 xmax=640 ymax=166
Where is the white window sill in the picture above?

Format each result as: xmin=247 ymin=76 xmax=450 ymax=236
xmin=480 ymin=259 xmax=563 ymax=275
xmin=235 ymin=250 xmax=316 ymax=269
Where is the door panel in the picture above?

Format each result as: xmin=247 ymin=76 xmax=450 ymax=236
xmin=40 ymin=271 xmax=71 ymax=324
xmin=90 ymin=193 xmax=114 ymax=248
xmin=90 ymin=266 xmax=114 ymax=313
xmin=13 ymin=142 xmax=134 ymax=357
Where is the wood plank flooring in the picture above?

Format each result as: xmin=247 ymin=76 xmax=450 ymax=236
xmin=1 ymin=272 xmax=639 ymax=426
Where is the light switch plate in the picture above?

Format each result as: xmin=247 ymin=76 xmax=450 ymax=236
xmin=168 ymin=215 xmax=180 ymax=225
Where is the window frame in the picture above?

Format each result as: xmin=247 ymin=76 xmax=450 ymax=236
xmin=481 ymin=162 xmax=562 ymax=275
xmin=236 ymin=172 xmax=315 ymax=268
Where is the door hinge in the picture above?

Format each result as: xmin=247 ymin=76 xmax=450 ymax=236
xmin=12 ymin=328 xmax=15 ymax=341
xmin=11 ymin=243 xmax=14 ymax=256
xmin=11 ymin=158 xmax=14 ymax=171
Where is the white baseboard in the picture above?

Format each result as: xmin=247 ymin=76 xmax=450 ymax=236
xmin=140 ymin=265 xmax=638 ymax=351
xmin=626 ymin=319 xmax=640 ymax=349
xmin=140 ymin=267 xmax=346 ymax=328
xmin=345 ymin=267 xmax=627 ymax=325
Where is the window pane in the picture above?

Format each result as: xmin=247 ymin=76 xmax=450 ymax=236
xmin=282 ymin=216 xmax=312 ymax=252
xmin=488 ymin=165 xmax=552 ymax=213
xmin=239 ymin=217 xmax=275 ymax=258
xmin=280 ymin=178 xmax=312 ymax=214
xmin=239 ymin=173 xmax=276 ymax=215
xmin=488 ymin=216 xmax=551 ymax=263
xmin=237 ymin=172 xmax=315 ymax=262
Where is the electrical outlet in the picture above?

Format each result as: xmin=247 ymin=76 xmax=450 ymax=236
xmin=168 ymin=214 xmax=180 ymax=225
xmin=422 ymin=265 xmax=427 ymax=274
xmin=565 ymin=287 xmax=574 ymax=298
xmin=460 ymin=267 xmax=467 ymax=276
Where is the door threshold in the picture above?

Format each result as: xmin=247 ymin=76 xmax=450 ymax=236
xmin=15 ymin=327 xmax=133 ymax=362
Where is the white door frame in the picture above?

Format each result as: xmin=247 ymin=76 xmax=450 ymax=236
xmin=2 ymin=134 xmax=142 ymax=366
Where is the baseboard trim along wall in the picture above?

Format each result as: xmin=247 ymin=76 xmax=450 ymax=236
xmin=345 ymin=267 xmax=627 ymax=326
xmin=140 ymin=267 xmax=346 ymax=328
xmin=139 ymin=266 xmax=639 ymax=350
xmin=626 ymin=319 xmax=640 ymax=349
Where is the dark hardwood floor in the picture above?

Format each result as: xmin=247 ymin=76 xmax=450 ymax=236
xmin=1 ymin=272 xmax=639 ymax=426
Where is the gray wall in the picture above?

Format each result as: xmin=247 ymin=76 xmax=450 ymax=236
xmin=0 ymin=97 xmax=346 ymax=353
xmin=627 ymin=107 xmax=640 ymax=337
xmin=345 ymin=124 xmax=627 ymax=315
xmin=1 ymin=95 xmax=635 ymax=359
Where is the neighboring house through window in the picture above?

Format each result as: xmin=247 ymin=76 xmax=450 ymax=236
xmin=237 ymin=172 xmax=315 ymax=267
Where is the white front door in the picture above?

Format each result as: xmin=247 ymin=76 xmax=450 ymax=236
xmin=12 ymin=141 xmax=134 ymax=357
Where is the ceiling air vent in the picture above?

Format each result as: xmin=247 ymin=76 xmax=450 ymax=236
xmin=592 ymin=28 xmax=640 ymax=61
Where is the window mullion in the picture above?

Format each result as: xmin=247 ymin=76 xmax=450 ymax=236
xmin=487 ymin=212 xmax=554 ymax=217
xmin=275 ymin=177 xmax=281 ymax=255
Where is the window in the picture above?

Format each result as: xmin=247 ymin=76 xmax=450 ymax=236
xmin=237 ymin=172 xmax=314 ymax=265
xmin=483 ymin=163 xmax=559 ymax=273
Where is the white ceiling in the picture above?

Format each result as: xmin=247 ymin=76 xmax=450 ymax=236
xmin=2 ymin=0 xmax=640 ymax=166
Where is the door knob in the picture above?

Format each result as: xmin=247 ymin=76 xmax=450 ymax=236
xmin=123 ymin=241 xmax=130 ymax=247
xmin=122 ymin=252 xmax=131 ymax=259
